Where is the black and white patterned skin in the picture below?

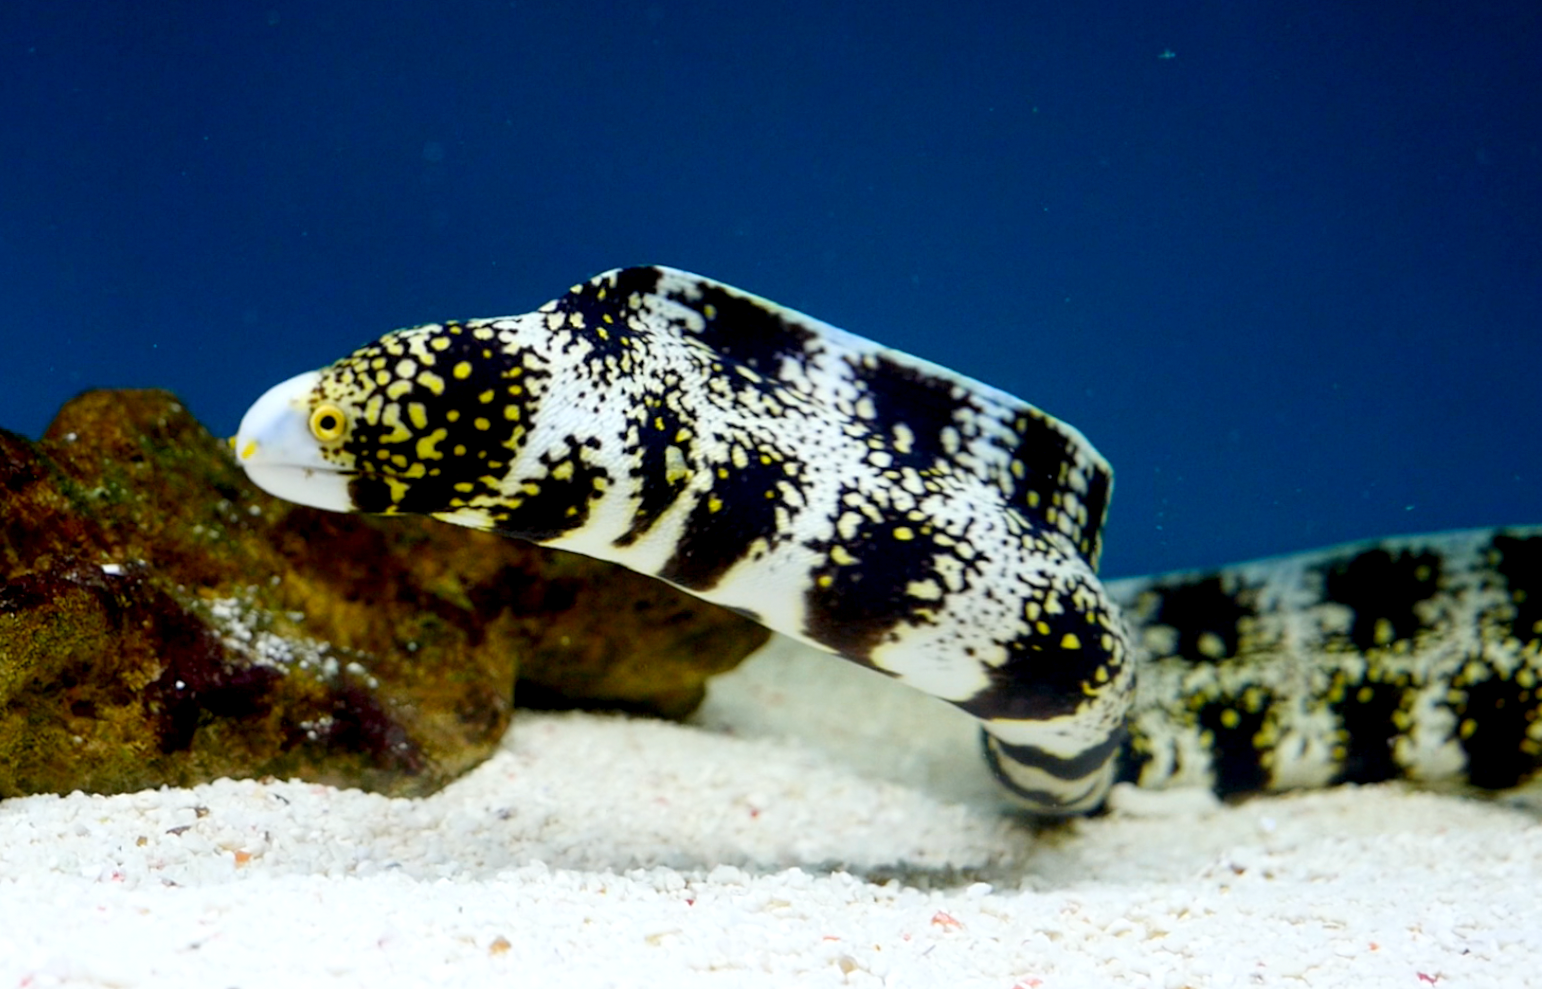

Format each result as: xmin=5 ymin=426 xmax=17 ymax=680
xmin=236 ymin=267 xmax=1131 ymax=813
xmin=1111 ymin=527 xmax=1542 ymax=799
xmin=234 ymin=267 xmax=1541 ymax=813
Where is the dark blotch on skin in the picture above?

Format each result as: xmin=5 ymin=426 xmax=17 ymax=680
xmin=1196 ymin=697 xmax=1271 ymax=796
xmin=668 ymin=275 xmax=818 ymax=376
xmin=1323 ymin=548 xmax=1441 ymax=651
xmin=397 ymin=473 xmax=464 ymax=516
xmin=1453 ymin=675 xmax=1539 ymax=789
xmin=602 ymin=265 xmax=666 ymax=303
xmin=1151 ymin=576 xmax=1254 ymax=662
xmin=614 ymin=397 xmax=694 ymax=549
xmin=847 ymin=354 xmax=962 ymax=471
xmin=660 ymin=455 xmax=792 ymax=591
xmin=1003 ymin=413 xmax=1110 ymax=565
xmin=1492 ymin=532 xmax=1542 ymax=648
xmin=1329 ymin=678 xmax=1402 ymax=785
xmin=546 ymin=267 xmax=660 ymax=378
xmin=1113 ymin=737 xmax=1152 ymax=786
xmin=496 ymin=442 xmax=611 ymax=543
xmin=965 ymin=598 xmax=1118 ymax=722
xmin=349 ymin=475 xmax=395 ymax=514
xmin=801 ymin=486 xmax=959 ymax=660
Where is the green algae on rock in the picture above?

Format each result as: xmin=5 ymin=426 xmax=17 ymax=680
xmin=0 ymin=390 xmax=769 ymax=799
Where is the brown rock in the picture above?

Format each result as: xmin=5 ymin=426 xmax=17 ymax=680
xmin=0 ymin=390 xmax=768 ymax=799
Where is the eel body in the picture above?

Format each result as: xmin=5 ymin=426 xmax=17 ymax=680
xmin=234 ymin=267 xmax=1540 ymax=811
xmin=1110 ymin=527 xmax=1541 ymax=798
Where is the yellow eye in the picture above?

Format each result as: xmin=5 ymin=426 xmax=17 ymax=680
xmin=309 ymin=403 xmax=349 ymax=442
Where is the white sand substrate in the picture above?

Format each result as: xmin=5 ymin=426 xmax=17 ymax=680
xmin=1 ymin=636 xmax=1537 ymax=988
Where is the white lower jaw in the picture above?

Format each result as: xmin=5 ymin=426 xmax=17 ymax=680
xmin=243 ymin=461 xmax=356 ymax=513
xmin=234 ymin=370 xmax=357 ymax=514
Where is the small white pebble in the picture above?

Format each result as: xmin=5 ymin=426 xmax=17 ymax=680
xmin=100 ymin=563 xmax=122 ymax=576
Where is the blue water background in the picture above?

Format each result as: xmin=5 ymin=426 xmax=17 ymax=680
xmin=4 ymin=2 xmax=1538 ymax=579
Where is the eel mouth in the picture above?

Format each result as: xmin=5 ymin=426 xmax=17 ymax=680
xmin=232 ymin=370 xmax=355 ymax=513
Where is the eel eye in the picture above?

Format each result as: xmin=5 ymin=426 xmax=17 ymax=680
xmin=309 ymin=403 xmax=349 ymax=443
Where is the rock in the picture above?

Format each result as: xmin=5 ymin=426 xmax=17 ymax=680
xmin=0 ymin=390 xmax=768 ymax=799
